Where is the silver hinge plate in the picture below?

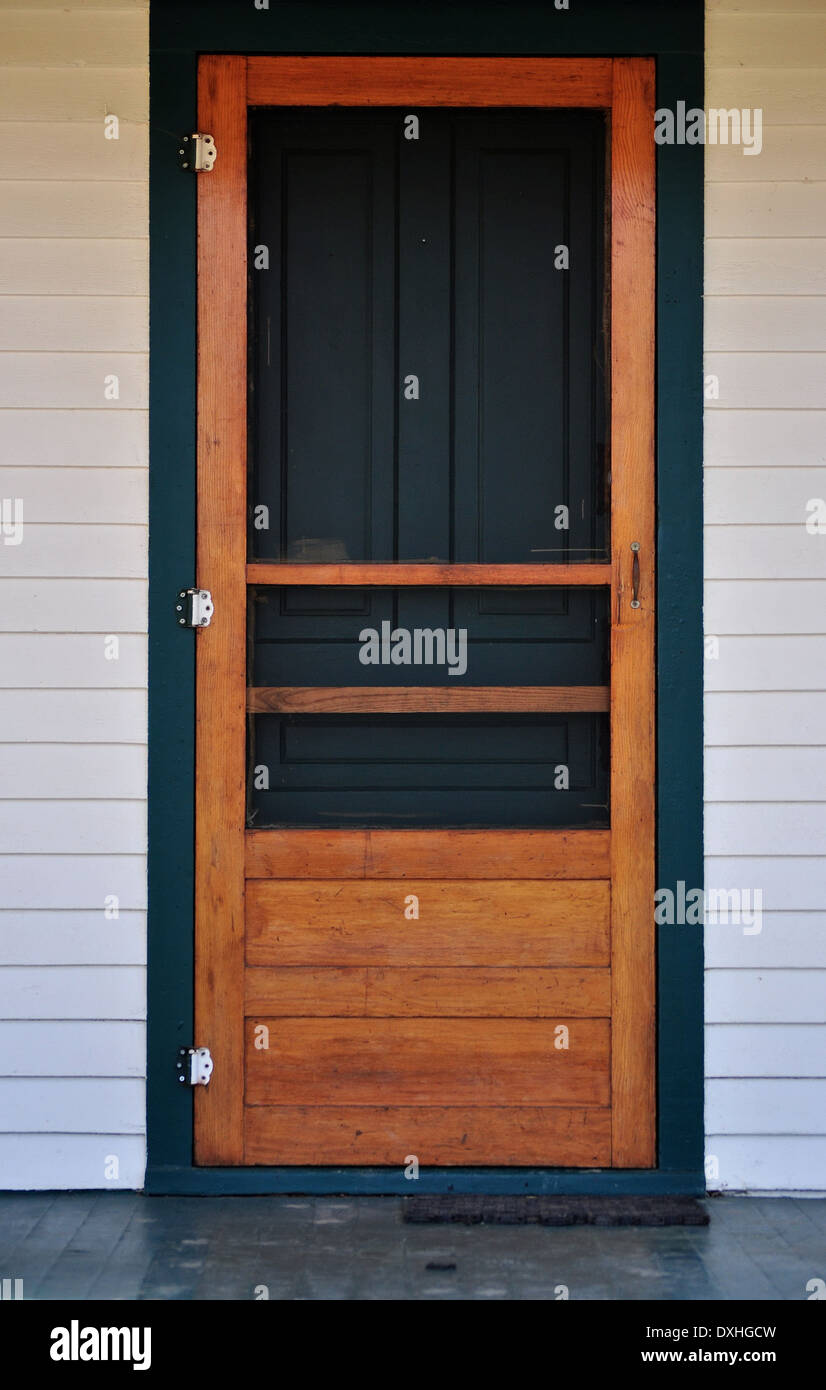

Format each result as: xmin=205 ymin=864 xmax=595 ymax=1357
xmin=179 ymin=133 xmax=217 ymax=172
xmin=176 ymin=1047 xmax=214 ymax=1087
xmin=176 ymin=588 xmax=214 ymax=628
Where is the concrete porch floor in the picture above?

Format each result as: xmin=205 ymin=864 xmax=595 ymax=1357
xmin=0 ymin=1194 xmax=823 ymax=1301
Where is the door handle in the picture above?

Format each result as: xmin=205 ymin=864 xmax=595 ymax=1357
xmin=630 ymin=542 xmax=641 ymax=609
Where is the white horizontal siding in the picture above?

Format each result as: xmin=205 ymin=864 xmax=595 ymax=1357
xmin=0 ymin=636 xmax=147 ymax=686
xmin=0 ymin=967 xmax=145 ymax=1019
xmin=0 ymin=410 xmax=147 ymax=467
xmin=706 ymin=63 xmax=826 ymax=120
xmin=0 ymin=353 xmax=148 ymax=408
xmin=706 ymin=971 xmax=826 ymax=1024
xmin=0 ymin=691 xmax=145 ymax=742
xmin=705 ymin=410 xmax=826 ymax=467
xmin=0 ymin=802 xmax=146 ymax=854
xmin=703 ymin=1138 xmax=826 ymax=1194
xmin=0 ymin=182 xmax=147 ymax=238
xmin=0 ymin=3 xmax=148 ymax=1187
xmin=705 ymin=531 xmax=826 ymax=580
xmin=706 ymin=1024 xmax=826 ymax=1077
xmin=0 ymin=1135 xmax=145 ymax=1190
xmin=0 ymin=298 xmax=147 ymax=350
xmin=0 ymin=526 xmax=147 ymax=578
xmin=705 ymin=580 xmax=826 ymax=634
xmin=1 ymin=858 xmax=147 ymax=910
xmin=706 ymin=473 xmax=826 ymax=525
xmin=0 ymin=11 xmax=146 ymax=67
xmin=708 ymin=12 xmax=826 ymax=66
xmin=706 ymin=240 xmax=826 ymax=294
xmin=706 ymin=128 xmax=826 ymax=183
xmin=707 ymin=3 xmax=826 ymax=16
xmin=707 ymin=1080 xmax=826 ymax=1134
xmin=705 ymin=916 xmax=826 ymax=968
xmin=0 ymin=240 xmax=147 ymax=295
xmin=705 ymin=188 xmax=826 ymax=241
xmin=706 ymin=804 xmax=826 ymax=855
xmin=706 ymin=858 xmax=826 ymax=911
xmin=0 ymin=470 xmax=147 ymax=523
xmin=705 ymin=353 xmax=826 ymax=409
xmin=0 ymin=579 xmax=147 ymax=631
xmin=0 ymin=745 xmax=146 ymax=800
xmin=0 ymin=1020 xmax=144 ymax=1076
xmin=0 ymin=1079 xmax=145 ymax=1134
xmin=0 ymin=120 xmax=147 ymax=178
xmin=705 ymin=637 xmax=826 ymax=688
xmin=0 ymin=66 xmax=148 ymax=122
xmin=706 ymin=750 xmax=826 ymax=800
xmin=704 ymin=1 xmax=826 ymax=1192
xmin=1 ymin=1 xmax=147 ymax=8
xmin=0 ymin=913 xmax=146 ymax=965
xmin=706 ymin=693 xmax=826 ymax=745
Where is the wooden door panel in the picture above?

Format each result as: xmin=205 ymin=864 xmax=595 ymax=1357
xmin=246 ymin=1018 xmax=610 ymax=1106
xmin=246 ymin=879 xmax=610 ymax=967
xmin=244 ymin=965 xmax=611 ymax=1017
xmin=245 ymin=1105 xmax=611 ymax=1167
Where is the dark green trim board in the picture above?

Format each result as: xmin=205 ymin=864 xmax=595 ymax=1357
xmin=146 ymin=1168 xmax=705 ymax=1197
xmin=655 ymin=51 xmax=705 ymax=1176
xmin=148 ymin=0 xmax=704 ymax=1193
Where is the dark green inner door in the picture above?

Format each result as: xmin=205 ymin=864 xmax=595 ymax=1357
xmin=247 ymin=108 xmax=609 ymax=828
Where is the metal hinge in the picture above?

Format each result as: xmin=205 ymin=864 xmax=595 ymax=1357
xmin=176 ymin=588 xmax=214 ymax=628
xmin=178 ymin=133 xmax=217 ymax=172
xmin=176 ymin=1047 xmax=214 ymax=1087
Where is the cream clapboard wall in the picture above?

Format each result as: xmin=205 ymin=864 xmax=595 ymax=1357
xmin=0 ymin=0 xmax=824 ymax=1192
xmin=704 ymin=0 xmax=826 ymax=1191
xmin=0 ymin=0 xmax=148 ymax=1187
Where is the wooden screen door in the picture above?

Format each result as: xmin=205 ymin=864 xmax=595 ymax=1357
xmin=195 ymin=57 xmax=655 ymax=1168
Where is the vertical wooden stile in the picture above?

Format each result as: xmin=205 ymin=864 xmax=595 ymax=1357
xmin=194 ymin=56 xmax=248 ymax=1163
xmin=609 ymin=57 xmax=657 ymax=1167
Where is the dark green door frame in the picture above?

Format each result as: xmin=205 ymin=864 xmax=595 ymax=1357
xmin=147 ymin=0 xmax=704 ymax=1193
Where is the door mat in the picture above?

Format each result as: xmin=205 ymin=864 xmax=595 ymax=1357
xmin=402 ymin=1195 xmax=709 ymax=1227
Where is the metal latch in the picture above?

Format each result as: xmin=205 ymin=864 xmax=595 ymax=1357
xmin=176 ymin=1047 xmax=214 ymax=1087
xmin=178 ymin=133 xmax=217 ymax=172
xmin=176 ymin=588 xmax=214 ymax=628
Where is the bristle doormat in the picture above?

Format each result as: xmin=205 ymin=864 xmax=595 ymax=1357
xmin=402 ymin=1195 xmax=709 ymax=1227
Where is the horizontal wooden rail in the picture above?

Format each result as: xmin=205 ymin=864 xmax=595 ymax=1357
xmin=246 ymin=562 xmax=611 ymax=587
xmin=247 ymin=685 xmax=610 ymax=714
xmin=245 ymin=828 xmax=612 ymax=880
xmin=247 ymin=57 xmax=613 ymax=109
